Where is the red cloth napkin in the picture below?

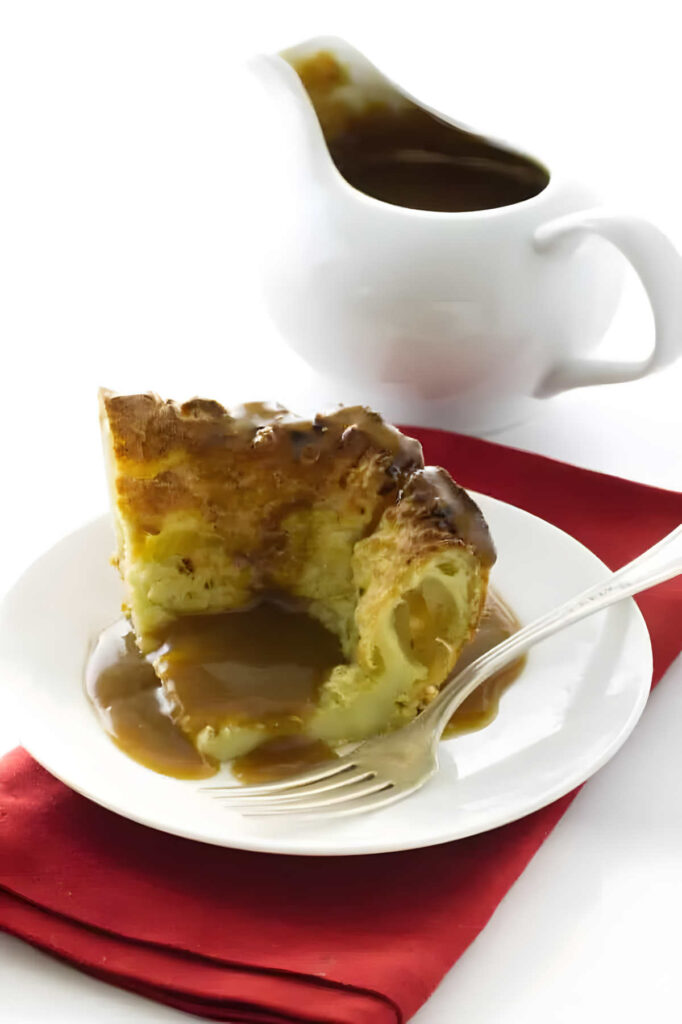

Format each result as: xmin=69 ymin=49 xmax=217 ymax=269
xmin=1 ymin=428 xmax=681 ymax=1024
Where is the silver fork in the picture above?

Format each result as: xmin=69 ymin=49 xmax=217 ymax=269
xmin=202 ymin=525 xmax=682 ymax=818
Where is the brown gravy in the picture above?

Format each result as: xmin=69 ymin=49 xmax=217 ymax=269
xmin=86 ymin=601 xmax=344 ymax=781
xmin=291 ymin=51 xmax=549 ymax=212
xmin=154 ymin=601 xmax=344 ymax=733
xmin=443 ymin=593 xmax=526 ymax=737
xmin=86 ymin=592 xmax=525 ymax=783
xmin=231 ymin=736 xmax=337 ymax=785
xmin=85 ymin=625 xmax=216 ymax=780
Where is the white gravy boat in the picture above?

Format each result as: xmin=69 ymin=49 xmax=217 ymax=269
xmin=245 ymin=37 xmax=682 ymax=432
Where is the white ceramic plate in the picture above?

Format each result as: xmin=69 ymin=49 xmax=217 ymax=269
xmin=0 ymin=495 xmax=652 ymax=856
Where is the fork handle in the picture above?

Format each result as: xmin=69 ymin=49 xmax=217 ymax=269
xmin=420 ymin=524 xmax=682 ymax=737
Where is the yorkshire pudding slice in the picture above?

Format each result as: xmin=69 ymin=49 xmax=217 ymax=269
xmin=99 ymin=391 xmax=495 ymax=759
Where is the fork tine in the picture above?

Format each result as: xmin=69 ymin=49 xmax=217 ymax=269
xmin=200 ymin=758 xmax=354 ymax=796
xmin=243 ymin=782 xmax=423 ymax=819
xmin=212 ymin=768 xmax=374 ymax=804
xmin=239 ymin=779 xmax=393 ymax=815
xmin=295 ymin=786 xmax=415 ymax=819
xmin=252 ymin=785 xmax=420 ymax=819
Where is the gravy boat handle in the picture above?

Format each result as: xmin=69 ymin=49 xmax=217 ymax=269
xmin=533 ymin=209 xmax=682 ymax=395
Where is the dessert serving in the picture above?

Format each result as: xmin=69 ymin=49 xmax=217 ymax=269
xmin=0 ymin=390 xmax=654 ymax=851
xmin=89 ymin=391 xmax=508 ymax=781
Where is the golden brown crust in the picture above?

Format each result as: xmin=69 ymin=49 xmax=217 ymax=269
xmin=100 ymin=390 xmax=494 ymax=570
xmin=100 ymin=390 xmax=420 ymax=467
xmin=397 ymin=467 xmax=496 ymax=569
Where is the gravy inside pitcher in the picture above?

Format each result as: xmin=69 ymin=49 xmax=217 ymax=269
xmin=288 ymin=51 xmax=549 ymax=212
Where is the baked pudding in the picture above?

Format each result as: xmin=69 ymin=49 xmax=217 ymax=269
xmin=97 ymin=390 xmax=495 ymax=768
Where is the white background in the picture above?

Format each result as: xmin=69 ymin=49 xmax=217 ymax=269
xmin=0 ymin=1 xmax=681 ymax=1021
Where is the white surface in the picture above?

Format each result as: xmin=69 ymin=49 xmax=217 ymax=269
xmin=0 ymin=0 xmax=680 ymax=1020
xmin=0 ymin=498 xmax=653 ymax=856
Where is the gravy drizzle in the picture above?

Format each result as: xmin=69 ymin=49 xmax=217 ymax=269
xmin=86 ymin=591 xmax=525 ymax=783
